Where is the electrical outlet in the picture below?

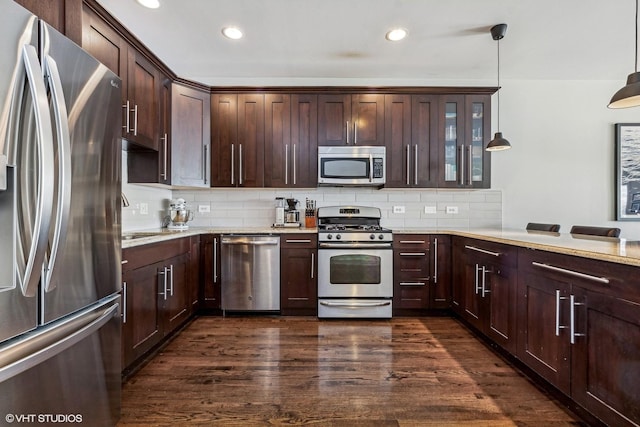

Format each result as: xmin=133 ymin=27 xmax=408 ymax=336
xmin=446 ymin=206 xmax=459 ymax=214
xmin=393 ymin=206 xmax=405 ymax=214
xmin=198 ymin=204 xmax=211 ymax=213
xmin=139 ymin=203 xmax=148 ymax=215
xmin=424 ymin=206 xmax=437 ymax=214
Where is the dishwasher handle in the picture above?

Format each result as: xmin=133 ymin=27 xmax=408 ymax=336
xmin=221 ymin=237 xmax=279 ymax=246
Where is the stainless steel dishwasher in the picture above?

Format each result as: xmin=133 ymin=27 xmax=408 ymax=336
xmin=221 ymin=235 xmax=280 ymax=312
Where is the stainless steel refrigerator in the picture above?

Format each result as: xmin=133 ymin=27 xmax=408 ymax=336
xmin=0 ymin=2 xmax=122 ymax=425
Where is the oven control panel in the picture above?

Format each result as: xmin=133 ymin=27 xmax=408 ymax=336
xmin=319 ymin=232 xmax=393 ymax=243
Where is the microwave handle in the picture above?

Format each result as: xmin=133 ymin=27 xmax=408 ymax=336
xmin=369 ymin=154 xmax=373 ymax=182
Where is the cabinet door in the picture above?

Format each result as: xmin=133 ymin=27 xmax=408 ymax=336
xmin=237 ymin=94 xmax=265 ymax=187
xmin=280 ymin=240 xmax=317 ymax=316
xmin=394 ymin=252 xmax=430 ymax=309
xmin=201 ymin=235 xmax=221 ymax=310
xmin=122 ymin=262 xmax=162 ymax=368
xmin=412 ymin=95 xmax=438 ymax=187
xmin=171 ymin=84 xmax=211 ymax=187
xmin=451 ymin=238 xmax=465 ymax=315
xmin=385 ymin=95 xmax=412 ymax=187
xmin=430 ymin=235 xmax=451 ymax=309
xmin=438 ymin=95 xmax=491 ymax=188
xmin=158 ymin=78 xmax=171 ymax=184
xmin=461 ymin=259 xmax=483 ymax=330
xmin=264 ymin=94 xmax=291 ymax=187
xmin=484 ymin=264 xmax=517 ymax=353
xmin=465 ymin=95 xmax=491 ymax=188
xmin=517 ymin=252 xmax=572 ymax=395
xmin=17 ymin=0 xmax=82 ymax=45
xmin=126 ymin=50 xmax=159 ymax=149
xmin=161 ymin=253 xmax=190 ymax=335
xmin=351 ymin=94 xmax=385 ymax=146
xmin=318 ymin=94 xmax=351 ymax=146
xmin=211 ymin=94 xmax=237 ymax=187
xmin=189 ymin=236 xmax=200 ymax=312
xmin=290 ymin=94 xmax=318 ymax=187
xmin=571 ymin=287 xmax=640 ymax=426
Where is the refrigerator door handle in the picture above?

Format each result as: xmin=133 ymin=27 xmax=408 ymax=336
xmin=0 ymin=300 xmax=119 ymax=383
xmin=18 ymin=45 xmax=55 ymax=298
xmin=42 ymin=55 xmax=71 ymax=292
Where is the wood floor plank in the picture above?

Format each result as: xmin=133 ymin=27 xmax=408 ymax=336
xmin=118 ymin=317 xmax=586 ymax=426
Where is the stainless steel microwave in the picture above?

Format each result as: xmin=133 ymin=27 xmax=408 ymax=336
xmin=317 ymin=146 xmax=386 ymax=186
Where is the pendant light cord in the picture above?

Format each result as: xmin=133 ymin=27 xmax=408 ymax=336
xmin=497 ymin=37 xmax=501 ymax=132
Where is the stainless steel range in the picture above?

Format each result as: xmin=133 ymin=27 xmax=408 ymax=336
xmin=317 ymin=206 xmax=393 ymax=318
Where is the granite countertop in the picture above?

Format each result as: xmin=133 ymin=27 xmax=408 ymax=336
xmin=122 ymin=227 xmax=640 ymax=267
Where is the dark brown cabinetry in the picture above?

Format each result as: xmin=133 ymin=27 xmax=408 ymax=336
xmin=15 ymin=0 xmax=82 ymax=45
xmin=393 ymin=234 xmax=451 ymax=314
xmin=318 ymin=93 xmax=385 ymax=146
xmin=121 ymin=238 xmax=192 ymax=370
xmin=211 ymin=94 xmax=265 ymax=187
xmin=438 ymin=95 xmax=491 ymax=188
xmin=82 ymin=4 xmax=160 ymax=150
xmin=454 ymin=237 xmax=517 ymax=353
xmin=265 ymin=94 xmax=318 ymax=187
xmin=171 ymin=83 xmax=211 ymax=187
xmin=201 ymin=234 xmax=221 ymax=311
xmin=385 ymin=95 xmax=438 ymax=188
xmin=280 ymin=234 xmax=317 ymax=315
xmin=517 ymin=248 xmax=640 ymax=426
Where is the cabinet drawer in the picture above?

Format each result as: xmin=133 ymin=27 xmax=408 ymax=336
xmin=460 ymin=238 xmax=517 ymax=268
xmin=122 ymin=237 xmax=190 ymax=272
xmin=394 ymin=234 xmax=430 ymax=249
xmin=519 ymin=248 xmax=640 ymax=303
xmin=280 ymin=234 xmax=317 ymax=248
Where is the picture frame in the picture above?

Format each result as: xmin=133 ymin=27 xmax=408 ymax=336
xmin=615 ymin=123 xmax=640 ymax=220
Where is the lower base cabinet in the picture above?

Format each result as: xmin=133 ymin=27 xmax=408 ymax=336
xmin=517 ymin=247 xmax=640 ymax=427
xmin=280 ymin=234 xmax=317 ymax=315
xmin=121 ymin=237 xmax=193 ymax=370
xmin=200 ymin=234 xmax=221 ymax=311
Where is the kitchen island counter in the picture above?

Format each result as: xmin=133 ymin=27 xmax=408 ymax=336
xmin=396 ymin=228 xmax=640 ymax=267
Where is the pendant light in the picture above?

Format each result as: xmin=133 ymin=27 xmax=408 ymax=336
xmin=609 ymin=0 xmax=640 ymax=108
xmin=486 ymin=23 xmax=512 ymax=152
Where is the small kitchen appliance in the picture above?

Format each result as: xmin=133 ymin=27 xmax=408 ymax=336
xmin=274 ymin=197 xmax=286 ymax=227
xmin=284 ymin=198 xmax=301 ymax=227
xmin=316 ymin=206 xmax=393 ymax=318
xmin=165 ymin=198 xmax=194 ymax=230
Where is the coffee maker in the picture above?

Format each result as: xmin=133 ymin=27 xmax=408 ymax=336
xmin=284 ymin=198 xmax=300 ymax=226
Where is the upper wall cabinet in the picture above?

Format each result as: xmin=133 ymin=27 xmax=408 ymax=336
xmin=171 ymin=84 xmax=211 ymax=187
xmin=265 ymin=94 xmax=318 ymax=188
xmin=211 ymin=94 xmax=265 ymax=187
xmin=15 ymin=0 xmax=82 ymax=45
xmin=318 ymin=94 xmax=385 ymax=146
xmin=82 ymin=4 xmax=160 ymax=150
xmin=438 ymin=94 xmax=491 ymax=188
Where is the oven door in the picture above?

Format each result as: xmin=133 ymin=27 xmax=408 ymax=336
xmin=318 ymin=247 xmax=393 ymax=298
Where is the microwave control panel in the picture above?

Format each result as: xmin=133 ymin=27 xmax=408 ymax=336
xmin=373 ymin=158 xmax=384 ymax=178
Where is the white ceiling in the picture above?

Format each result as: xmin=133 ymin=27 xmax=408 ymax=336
xmin=97 ymin=0 xmax=636 ymax=87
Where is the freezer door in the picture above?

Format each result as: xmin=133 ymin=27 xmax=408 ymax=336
xmin=0 ymin=296 xmax=121 ymax=426
xmin=0 ymin=2 xmax=46 ymax=343
xmin=39 ymin=23 xmax=123 ymax=324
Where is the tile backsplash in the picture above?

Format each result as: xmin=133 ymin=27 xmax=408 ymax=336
xmin=172 ymin=187 xmax=502 ymax=230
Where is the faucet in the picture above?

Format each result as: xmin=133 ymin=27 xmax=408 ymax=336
xmin=121 ymin=192 xmax=130 ymax=208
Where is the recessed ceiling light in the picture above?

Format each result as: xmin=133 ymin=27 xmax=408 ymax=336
xmin=222 ymin=27 xmax=243 ymax=40
xmin=385 ymin=28 xmax=408 ymax=42
xmin=136 ymin=0 xmax=160 ymax=9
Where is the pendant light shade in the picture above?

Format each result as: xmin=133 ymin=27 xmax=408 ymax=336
xmin=486 ymin=23 xmax=512 ymax=152
xmin=609 ymin=0 xmax=640 ymax=108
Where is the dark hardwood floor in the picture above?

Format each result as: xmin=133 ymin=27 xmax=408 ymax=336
xmin=118 ymin=316 xmax=585 ymax=426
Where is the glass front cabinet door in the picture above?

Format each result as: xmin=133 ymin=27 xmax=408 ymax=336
xmin=438 ymin=94 xmax=491 ymax=188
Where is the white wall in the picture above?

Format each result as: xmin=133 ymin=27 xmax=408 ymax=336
xmin=493 ymin=79 xmax=640 ymax=239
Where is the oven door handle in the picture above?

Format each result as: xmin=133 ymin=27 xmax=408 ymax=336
xmin=320 ymin=301 xmax=391 ymax=308
xmin=318 ymin=242 xmax=392 ymax=249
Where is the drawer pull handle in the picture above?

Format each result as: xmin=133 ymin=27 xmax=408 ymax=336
xmin=532 ymin=262 xmax=610 ymax=284
xmin=399 ymin=240 xmax=425 ymax=244
xmin=286 ymin=239 xmax=312 ymax=243
xmin=399 ymin=252 xmax=426 ymax=256
xmin=465 ymin=245 xmax=500 ymax=257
